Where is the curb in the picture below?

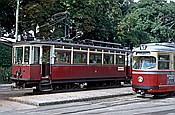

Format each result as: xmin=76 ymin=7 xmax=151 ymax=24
xmin=0 ymin=84 xmax=12 ymax=87
xmin=38 ymin=93 xmax=134 ymax=106
xmin=9 ymin=92 xmax=134 ymax=106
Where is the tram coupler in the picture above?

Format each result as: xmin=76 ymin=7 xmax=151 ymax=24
xmin=11 ymin=82 xmax=24 ymax=90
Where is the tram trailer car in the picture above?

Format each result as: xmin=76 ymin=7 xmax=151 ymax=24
xmin=132 ymin=43 xmax=175 ymax=96
xmin=11 ymin=40 xmax=132 ymax=92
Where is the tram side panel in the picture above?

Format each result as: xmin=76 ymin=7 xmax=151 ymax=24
xmin=51 ymin=65 xmax=128 ymax=81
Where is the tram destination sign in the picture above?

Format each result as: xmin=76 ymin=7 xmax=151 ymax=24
xmin=167 ymin=74 xmax=175 ymax=85
xmin=136 ymin=52 xmax=150 ymax=55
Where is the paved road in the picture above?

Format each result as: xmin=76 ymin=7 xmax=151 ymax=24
xmin=1 ymin=84 xmax=175 ymax=115
xmin=1 ymin=94 xmax=175 ymax=115
xmin=0 ymin=84 xmax=36 ymax=113
xmin=0 ymin=84 xmax=33 ymax=100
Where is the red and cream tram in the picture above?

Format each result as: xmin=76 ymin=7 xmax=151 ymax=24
xmin=132 ymin=43 xmax=175 ymax=96
xmin=11 ymin=40 xmax=132 ymax=92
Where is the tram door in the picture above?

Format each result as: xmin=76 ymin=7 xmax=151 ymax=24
xmin=42 ymin=46 xmax=50 ymax=78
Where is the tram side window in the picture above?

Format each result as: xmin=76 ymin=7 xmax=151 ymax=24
xmin=24 ymin=47 xmax=30 ymax=64
xmin=116 ymin=55 xmax=125 ymax=65
xmin=15 ymin=47 xmax=23 ymax=64
xmin=74 ymin=52 xmax=87 ymax=64
xmin=158 ymin=54 xmax=169 ymax=70
xmin=104 ymin=54 xmax=113 ymax=65
xmin=34 ymin=47 xmax=40 ymax=64
xmin=54 ymin=50 xmax=71 ymax=64
xmin=90 ymin=53 xmax=102 ymax=64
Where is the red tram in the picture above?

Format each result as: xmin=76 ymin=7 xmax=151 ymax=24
xmin=11 ymin=40 xmax=132 ymax=92
xmin=132 ymin=43 xmax=175 ymax=96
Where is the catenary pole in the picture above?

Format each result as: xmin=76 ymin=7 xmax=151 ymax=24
xmin=15 ymin=0 xmax=19 ymax=42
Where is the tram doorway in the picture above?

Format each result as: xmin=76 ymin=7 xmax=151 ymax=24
xmin=42 ymin=46 xmax=50 ymax=78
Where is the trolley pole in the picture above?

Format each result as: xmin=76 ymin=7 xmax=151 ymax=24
xmin=15 ymin=0 xmax=20 ymax=42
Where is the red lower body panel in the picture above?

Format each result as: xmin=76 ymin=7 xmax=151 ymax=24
xmin=132 ymin=70 xmax=175 ymax=94
xmin=51 ymin=65 xmax=127 ymax=80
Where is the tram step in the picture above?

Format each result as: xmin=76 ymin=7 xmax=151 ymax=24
xmin=40 ymin=84 xmax=53 ymax=92
xmin=40 ymin=83 xmax=52 ymax=86
xmin=40 ymin=80 xmax=51 ymax=83
xmin=41 ymin=88 xmax=53 ymax=92
xmin=40 ymin=80 xmax=53 ymax=91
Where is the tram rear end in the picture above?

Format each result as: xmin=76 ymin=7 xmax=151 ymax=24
xmin=132 ymin=43 xmax=175 ymax=96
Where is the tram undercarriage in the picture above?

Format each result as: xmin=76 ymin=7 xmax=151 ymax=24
xmin=11 ymin=78 xmax=129 ymax=92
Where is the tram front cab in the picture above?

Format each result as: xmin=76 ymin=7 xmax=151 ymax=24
xmin=11 ymin=42 xmax=53 ymax=88
xmin=132 ymin=45 xmax=175 ymax=96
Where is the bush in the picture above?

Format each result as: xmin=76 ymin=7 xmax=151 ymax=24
xmin=0 ymin=44 xmax=12 ymax=83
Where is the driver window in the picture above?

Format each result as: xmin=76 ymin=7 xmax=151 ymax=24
xmin=133 ymin=56 xmax=156 ymax=70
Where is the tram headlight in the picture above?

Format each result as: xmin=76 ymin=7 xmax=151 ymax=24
xmin=16 ymin=72 xmax=19 ymax=76
xmin=138 ymin=76 xmax=144 ymax=83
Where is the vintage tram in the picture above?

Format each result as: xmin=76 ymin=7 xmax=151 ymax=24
xmin=11 ymin=40 xmax=132 ymax=92
xmin=132 ymin=43 xmax=175 ymax=96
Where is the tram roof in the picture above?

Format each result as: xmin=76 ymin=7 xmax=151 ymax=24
xmin=13 ymin=40 xmax=130 ymax=52
xmin=133 ymin=42 xmax=175 ymax=52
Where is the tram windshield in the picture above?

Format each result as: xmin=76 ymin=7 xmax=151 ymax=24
xmin=133 ymin=56 xmax=156 ymax=70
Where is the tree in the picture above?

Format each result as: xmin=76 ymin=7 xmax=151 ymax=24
xmin=117 ymin=0 xmax=175 ymax=46
xmin=19 ymin=0 xmax=55 ymax=40
xmin=0 ymin=0 xmax=16 ymax=34
xmin=53 ymin=0 xmax=123 ymax=42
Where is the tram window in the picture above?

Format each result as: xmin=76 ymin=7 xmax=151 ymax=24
xmin=54 ymin=50 xmax=71 ymax=64
xmin=15 ymin=47 xmax=23 ymax=64
xmin=90 ymin=53 xmax=102 ymax=64
xmin=24 ymin=47 xmax=30 ymax=64
xmin=104 ymin=54 xmax=113 ymax=65
xmin=33 ymin=47 xmax=40 ymax=64
xmin=73 ymin=52 xmax=87 ymax=64
xmin=116 ymin=55 xmax=125 ymax=65
xmin=133 ymin=56 xmax=156 ymax=69
xmin=158 ymin=55 xmax=169 ymax=70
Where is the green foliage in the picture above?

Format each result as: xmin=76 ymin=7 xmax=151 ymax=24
xmin=0 ymin=67 xmax=11 ymax=83
xmin=0 ymin=44 xmax=12 ymax=67
xmin=1 ymin=0 xmax=175 ymax=47
xmin=0 ymin=0 xmax=16 ymax=33
xmin=118 ymin=0 xmax=175 ymax=46
xmin=19 ymin=0 xmax=55 ymax=40
xmin=52 ymin=0 xmax=123 ymax=41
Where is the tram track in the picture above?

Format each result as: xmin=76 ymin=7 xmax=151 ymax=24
xmin=48 ymin=95 xmax=175 ymax=115
xmin=1 ymin=84 xmax=174 ymax=115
